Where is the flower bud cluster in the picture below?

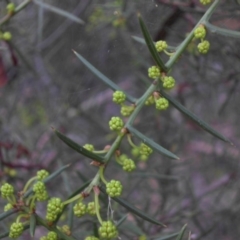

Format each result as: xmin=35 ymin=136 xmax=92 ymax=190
xmin=200 ymin=0 xmax=212 ymax=5
xmin=37 ymin=170 xmax=49 ymax=180
xmin=73 ymin=202 xmax=87 ymax=217
xmin=33 ymin=181 xmax=48 ymax=201
xmin=83 ymin=144 xmax=95 ymax=152
xmin=148 ymin=66 xmax=161 ymax=79
xmin=98 ymin=221 xmax=118 ymax=239
xmin=106 ymin=180 xmax=123 ymax=197
xmin=155 ymin=40 xmax=168 ymax=52
xmin=162 ymin=76 xmax=175 ymax=90
xmin=0 ymin=183 xmax=14 ymax=199
xmin=46 ymin=197 xmax=64 ymax=222
xmin=197 ymin=40 xmax=210 ymax=54
xmin=155 ymin=98 xmax=169 ymax=110
xmin=85 ymin=236 xmax=99 ymax=240
xmin=120 ymin=105 xmax=134 ymax=117
xmin=109 ymin=117 xmax=124 ymax=131
xmin=112 ymin=91 xmax=126 ymax=104
xmin=9 ymin=222 xmax=24 ymax=238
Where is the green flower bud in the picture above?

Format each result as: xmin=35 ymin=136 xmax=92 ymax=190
xmin=61 ymin=225 xmax=71 ymax=236
xmin=140 ymin=154 xmax=149 ymax=161
xmin=197 ymin=40 xmax=210 ymax=54
xmin=106 ymin=180 xmax=123 ymax=197
xmin=47 ymin=231 xmax=58 ymax=240
xmin=98 ymin=221 xmax=118 ymax=239
xmin=40 ymin=236 xmax=47 ymax=240
xmin=200 ymin=0 xmax=212 ymax=5
xmin=139 ymin=143 xmax=153 ymax=156
xmin=9 ymin=222 xmax=24 ymax=238
xmin=131 ymin=147 xmax=140 ymax=157
xmin=73 ymin=202 xmax=87 ymax=217
xmin=155 ymin=98 xmax=169 ymax=110
xmin=2 ymin=32 xmax=12 ymax=41
xmin=46 ymin=198 xmax=64 ymax=222
xmin=6 ymin=3 xmax=15 ymax=14
xmin=37 ymin=169 xmax=49 ymax=180
xmin=4 ymin=203 xmax=13 ymax=212
xmin=162 ymin=76 xmax=175 ymax=90
xmin=87 ymin=201 xmax=99 ymax=215
xmin=33 ymin=181 xmax=48 ymax=201
xmin=85 ymin=236 xmax=99 ymax=240
xmin=155 ymin=40 xmax=168 ymax=52
xmin=145 ymin=95 xmax=155 ymax=106
xmin=122 ymin=158 xmax=136 ymax=172
xmin=109 ymin=117 xmax=124 ymax=131
xmin=194 ymin=25 xmax=206 ymax=39
xmin=120 ymin=105 xmax=134 ymax=117
xmin=148 ymin=66 xmax=160 ymax=79
xmin=112 ymin=91 xmax=126 ymax=104
xmin=0 ymin=183 xmax=14 ymax=199
xmin=83 ymin=144 xmax=95 ymax=152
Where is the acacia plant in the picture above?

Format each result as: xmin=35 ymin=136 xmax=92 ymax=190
xmin=1 ymin=0 xmax=240 ymax=240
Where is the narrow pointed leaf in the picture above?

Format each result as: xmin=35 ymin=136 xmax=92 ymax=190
xmin=24 ymin=164 xmax=70 ymax=198
xmin=128 ymin=125 xmax=179 ymax=159
xmin=73 ymin=50 xmax=136 ymax=103
xmin=54 ymin=129 xmax=105 ymax=163
xmin=138 ymin=14 xmax=168 ymax=72
xmin=33 ymin=0 xmax=84 ymax=24
xmin=30 ymin=214 xmax=36 ymax=237
xmin=158 ymin=88 xmax=232 ymax=144
xmin=154 ymin=232 xmax=179 ymax=240
xmin=205 ymin=22 xmax=240 ymax=38
xmin=176 ymin=224 xmax=187 ymax=240
xmin=0 ymin=209 xmax=17 ymax=221
xmin=116 ymin=214 xmax=128 ymax=227
xmin=100 ymin=186 xmax=166 ymax=227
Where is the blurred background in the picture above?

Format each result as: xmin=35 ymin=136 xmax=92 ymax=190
xmin=0 ymin=0 xmax=240 ymax=239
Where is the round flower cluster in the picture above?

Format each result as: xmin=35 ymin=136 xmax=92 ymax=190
xmin=85 ymin=236 xmax=99 ymax=240
xmin=37 ymin=169 xmax=49 ymax=181
xmin=155 ymin=98 xmax=169 ymax=110
xmin=0 ymin=183 xmax=14 ymax=199
xmin=61 ymin=225 xmax=71 ymax=236
xmin=112 ymin=91 xmax=126 ymax=104
xmin=194 ymin=25 xmax=206 ymax=39
xmin=145 ymin=95 xmax=155 ymax=106
xmin=148 ymin=66 xmax=161 ymax=79
xmin=83 ymin=144 xmax=95 ymax=152
xmin=33 ymin=181 xmax=48 ymax=201
xmin=87 ymin=201 xmax=99 ymax=215
xmin=162 ymin=76 xmax=175 ymax=89
xmin=197 ymin=40 xmax=210 ymax=54
xmin=120 ymin=105 xmax=134 ymax=117
xmin=9 ymin=222 xmax=24 ymax=238
xmin=98 ymin=221 xmax=118 ymax=239
xmin=106 ymin=180 xmax=123 ymax=197
xmin=6 ymin=3 xmax=15 ymax=14
xmin=139 ymin=143 xmax=153 ymax=156
xmin=4 ymin=203 xmax=13 ymax=212
xmin=46 ymin=197 xmax=64 ymax=222
xmin=40 ymin=237 xmax=47 ymax=240
xmin=73 ymin=202 xmax=87 ymax=218
xmin=200 ymin=0 xmax=212 ymax=5
xmin=0 ymin=32 xmax=12 ymax=41
xmin=109 ymin=117 xmax=124 ymax=131
xmin=122 ymin=158 xmax=136 ymax=172
xmin=155 ymin=40 xmax=168 ymax=52
xmin=47 ymin=231 xmax=58 ymax=240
